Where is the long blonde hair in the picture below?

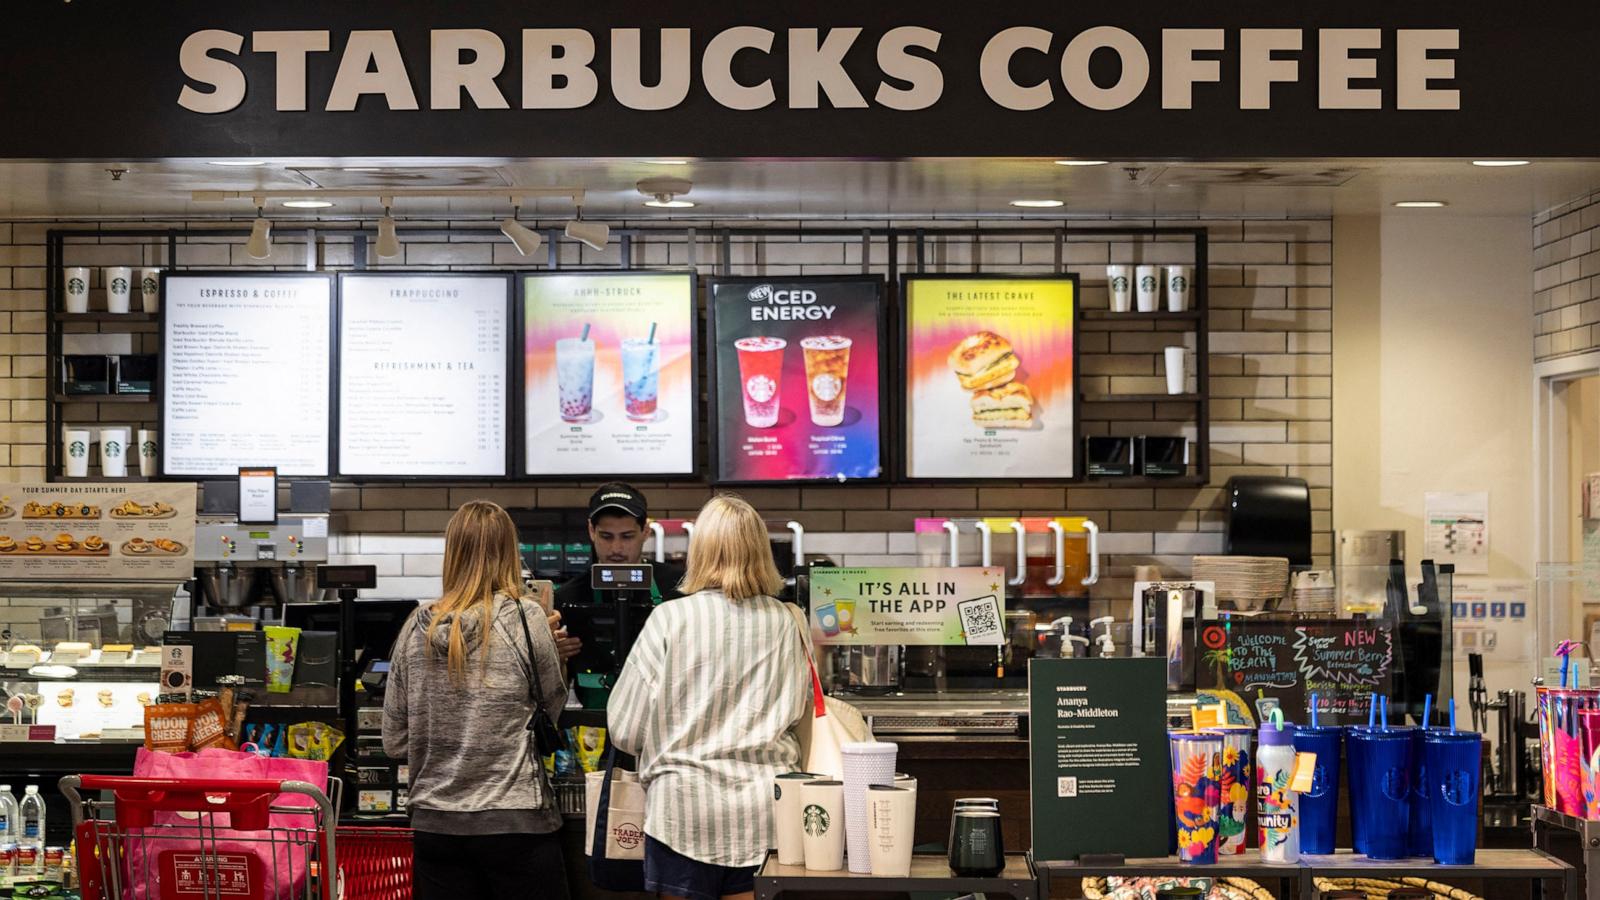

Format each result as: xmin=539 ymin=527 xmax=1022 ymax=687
xmin=426 ymin=500 xmax=525 ymax=682
xmin=678 ymin=494 xmax=784 ymax=601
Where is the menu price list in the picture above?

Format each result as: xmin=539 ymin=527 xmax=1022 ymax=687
xmin=339 ymin=276 xmax=509 ymax=476
xmin=162 ymin=276 xmax=332 ymax=476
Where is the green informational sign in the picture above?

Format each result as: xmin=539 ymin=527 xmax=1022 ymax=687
xmin=1029 ymin=657 xmax=1170 ymax=862
xmin=808 ymin=566 xmax=1006 ymax=646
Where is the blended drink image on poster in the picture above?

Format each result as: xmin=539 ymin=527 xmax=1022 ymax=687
xmin=523 ymin=273 xmax=695 ymax=475
xmin=710 ymin=277 xmax=884 ymax=482
xmin=903 ymin=276 xmax=1076 ymax=479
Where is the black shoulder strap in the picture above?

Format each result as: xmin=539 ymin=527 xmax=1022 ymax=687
xmin=514 ymin=598 xmax=550 ymax=711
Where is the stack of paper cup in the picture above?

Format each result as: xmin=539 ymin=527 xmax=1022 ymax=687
xmin=99 ymin=426 xmax=131 ymax=477
xmin=1136 ymin=265 xmax=1161 ymax=312
xmin=136 ymin=268 xmax=162 ymax=313
xmin=105 ymin=267 xmax=133 ymax=314
xmin=774 ymin=773 xmax=820 ymax=865
xmin=63 ymin=267 xmax=91 ymax=313
xmin=841 ymin=741 xmax=898 ymax=873
xmin=1106 ymin=265 xmax=1133 ymax=312
xmin=137 ymin=428 xmax=158 ymax=477
xmin=62 ymin=428 xmax=92 ymax=478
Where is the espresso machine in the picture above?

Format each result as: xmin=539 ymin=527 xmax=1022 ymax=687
xmin=191 ymin=516 xmax=332 ymax=613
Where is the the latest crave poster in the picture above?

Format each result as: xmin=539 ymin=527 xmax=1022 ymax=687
xmin=710 ymin=277 xmax=884 ymax=482
xmin=903 ymin=276 xmax=1076 ymax=479
xmin=522 ymin=272 xmax=695 ymax=476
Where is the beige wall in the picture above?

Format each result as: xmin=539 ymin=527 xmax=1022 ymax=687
xmin=1333 ymin=213 xmax=1534 ymax=579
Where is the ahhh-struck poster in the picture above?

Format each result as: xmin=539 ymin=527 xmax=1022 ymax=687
xmin=710 ymin=277 xmax=884 ymax=482
xmin=522 ymin=273 xmax=695 ymax=476
xmin=903 ymin=276 xmax=1077 ymax=479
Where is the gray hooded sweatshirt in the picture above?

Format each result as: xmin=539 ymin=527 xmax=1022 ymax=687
xmin=382 ymin=594 xmax=568 ymax=835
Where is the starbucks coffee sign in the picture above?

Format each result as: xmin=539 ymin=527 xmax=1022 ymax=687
xmin=0 ymin=1 xmax=1595 ymax=158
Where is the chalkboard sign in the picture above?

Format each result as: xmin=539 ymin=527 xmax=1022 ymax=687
xmin=1200 ymin=617 xmax=1394 ymax=724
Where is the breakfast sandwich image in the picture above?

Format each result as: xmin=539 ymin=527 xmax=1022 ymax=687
xmin=947 ymin=331 xmax=1019 ymax=391
xmin=969 ymin=383 xmax=1035 ymax=429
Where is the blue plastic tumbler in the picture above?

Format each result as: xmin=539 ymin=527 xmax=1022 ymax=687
xmin=1345 ymin=726 xmax=1370 ymax=854
xmin=1292 ymin=725 xmax=1343 ymax=854
xmin=1347 ymin=728 xmax=1411 ymax=859
xmin=1425 ymin=731 xmax=1483 ymax=864
xmin=1407 ymin=727 xmax=1434 ymax=857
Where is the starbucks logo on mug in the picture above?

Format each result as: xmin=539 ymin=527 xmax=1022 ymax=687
xmin=1440 ymin=769 xmax=1474 ymax=806
xmin=1170 ymin=275 xmax=1188 ymax=293
xmin=1139 ymin=275 xmax=1158 ymax=292
xmin=1306 ymin=763 xmax=1331 ymax=797
xmin=67 ymin=277 xmax=86 ymax=295
xmin=1381 ymin=767 xmax=1408 ymax=801
xmin=803 ymin=803 xmax=831 ymax=836
xmin=104 ymin=440 xmax=122 ymax=457
xmin=111 ymin=277 xmax=129 ymax=294
xmin=68 ymin=441 xmax=87 ymax=459
xmin=1110 ymin=275 xmax=1129 ymax=292
xmin=142 ymin=277 xmax=158 ymax=294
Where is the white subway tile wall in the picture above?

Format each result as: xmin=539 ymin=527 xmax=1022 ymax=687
xmin=1535 ymin=190 xmax=1600 ymax=361
xmin=0 ymin=217 xmax=1332 ymax=609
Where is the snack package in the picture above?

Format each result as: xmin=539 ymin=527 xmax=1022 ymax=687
xmin=263 ymin=625 xmax=302 ymax=694
xmin=286 ymin=721 xmax=346 ymax=761
xmin=143 ymin=702 xmax=197 ymax=753
xmin=576 ymin=726 xmax=606 ymax=772
xmin=190 ymin=698 xmax=237 ymax=751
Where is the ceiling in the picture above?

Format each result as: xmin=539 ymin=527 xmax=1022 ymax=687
xmin=0 ymin=157 xmax=1597 ymax=221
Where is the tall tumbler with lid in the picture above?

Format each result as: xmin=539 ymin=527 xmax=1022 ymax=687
xmin=1426 ymin=729 xmax=1482 ymax=864
xmin=1292 ymin=722 xmax=1343 ymax=855
xmin=1256 ymin=716 xmax=1299 ymax=864
xmin=1169 ymin=732 xmax=1222 ymax=864
xmin=1204 ymin=726 xmax=1252 ymax=855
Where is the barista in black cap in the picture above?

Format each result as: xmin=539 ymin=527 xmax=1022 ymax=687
xmin=554 ymin=483 xmax=684 ymax=669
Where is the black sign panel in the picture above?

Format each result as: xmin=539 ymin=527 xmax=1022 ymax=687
xmin=1 ymin=2 xmax=1597 ymax=159
xmin=1205 ymin=617 xmax=1395 ymax=725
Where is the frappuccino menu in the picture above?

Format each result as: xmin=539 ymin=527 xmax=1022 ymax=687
xmin=521 ymin=273 xmax=696 ymax=476
xmin=0 ymin=482 xmax=197 ymax=580
xmin=162 ymin=274 xmax=332 ymax=476
xmin=709 ymin=278 xmax=884 ymax=482
xmin=338 ymin=274 xmax=509 ymax=476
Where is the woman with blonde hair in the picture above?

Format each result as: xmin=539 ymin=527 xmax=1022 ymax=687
xmin=610 ymin=494 xmax=810 ymax=900
xmin=383 ymin=500 xmax=570 ymax=900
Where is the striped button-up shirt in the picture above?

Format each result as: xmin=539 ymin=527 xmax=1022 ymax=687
xmin=608 ymin=589 xmax=811 ymax=867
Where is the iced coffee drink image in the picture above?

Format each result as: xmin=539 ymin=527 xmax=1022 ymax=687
xmin=800 ymin=336 xmax=851 ymax=427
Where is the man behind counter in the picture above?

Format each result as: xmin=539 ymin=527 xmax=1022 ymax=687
xmin=554 ymin=483 xmax=683 ymax=674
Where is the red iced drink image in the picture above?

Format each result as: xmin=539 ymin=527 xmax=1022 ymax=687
xmin=735 ymin=336 xmax=786 ymax=428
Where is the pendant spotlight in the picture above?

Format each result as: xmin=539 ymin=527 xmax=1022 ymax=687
xmin=564 ymin=206 xmax=611 ymax=252
xmin=500 ymin=203 xmax=544 ymax=257
xmin=245 ymin=197 xmax=272 ymax=260
xmin=375 ymin=197 xmax=401 ymax=260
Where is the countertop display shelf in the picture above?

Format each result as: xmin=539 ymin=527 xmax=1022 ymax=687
xmin=1082 ymin=393 xmax=1202 ymax=404
xmin=1082 ymin=475 xmax=1206 ymax=488
xmin=757 ymin=852 xmax=1037 ymax=900
xmin=53 ymin=393 xmax=154 ymax=404
xmin=1082 ymin=309 xmax=1202 ymax=322
xmin=53 ymin=312 xmax=157 ymax=323
xmin=46 ymin=474 xmax=154 ymax=483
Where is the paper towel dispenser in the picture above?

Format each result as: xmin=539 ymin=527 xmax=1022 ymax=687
xmin=1223 ymin=476 xmax=1312 ymax=566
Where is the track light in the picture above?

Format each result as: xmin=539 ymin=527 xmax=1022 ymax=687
xmin=500 ymin=206 xmax=543 ymax=257
xmin=564 ymin=210 xmax=610 ymax=252
xmin=638 ymin=176 xmax=695 ymax=209
xmin=375 ymin=198 xmax=401 ymax=260
xmin=246 ymin=199 xmax=272 ymax=260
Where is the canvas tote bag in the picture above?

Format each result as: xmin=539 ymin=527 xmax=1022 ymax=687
xmin=785 ymin=601 xmax=871 ymax=779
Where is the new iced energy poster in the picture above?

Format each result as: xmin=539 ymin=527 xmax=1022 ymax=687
xmin=522 ymin=273 xmax=695 ymax=476
xmin=710 ymin=277 xmax=884 ymax=482
xmin=903 ymin=277 xmax=1076 ymax=479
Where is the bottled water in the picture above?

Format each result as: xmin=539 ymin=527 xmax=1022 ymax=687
xmin=0 ymin=784 xmax=16 ymax=839
xmin=19 ymin=785 xmax=46 ymax=866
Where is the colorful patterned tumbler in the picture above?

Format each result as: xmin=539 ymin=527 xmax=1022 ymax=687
xmin=1203 ymin=726 xmax=1253 ymax=855
xmin=1169 ymin=732 xmax=1223 ymax=864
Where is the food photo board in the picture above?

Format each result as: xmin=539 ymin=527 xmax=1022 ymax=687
xmin=901 ymin=275 xmax=1078 ymax=480
xmin=520 ymin=272 xmax=697 ymax=477
xmin=0 ymin=482 xmax=197 ymax=580
xmin=709 ymin=277 xmax=886 ymax=482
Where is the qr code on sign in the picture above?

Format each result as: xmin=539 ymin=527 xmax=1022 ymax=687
xmin=958 ymin=595 xmax=1004 ymax=645
xmin=1057 ymin=777 xmax=1078 ymax=798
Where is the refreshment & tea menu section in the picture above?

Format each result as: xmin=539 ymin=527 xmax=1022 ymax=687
xmin=521 ymin=272 xmax=696 ymax=476
xmin=161 ymin=274 xmax=333 ymax=477
xmin=903 ymin=276 xmax=1077 ymax=480
xmin=709 ymin=277 xmax=885 ymax=483
xmin=337 ymin=274 xmax=509 ymax=477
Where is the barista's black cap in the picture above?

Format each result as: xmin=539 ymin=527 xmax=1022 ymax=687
xmin=588 ymin=483 xmax=647 ymax=523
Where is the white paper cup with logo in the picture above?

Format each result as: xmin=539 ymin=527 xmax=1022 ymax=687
xmin=1165 ymin=346 xmax=1188 ymax=395
xmin=1136 ymin=265 xmax=1161 ymax=312
xmin=137 ymin=429 xmax=158 ymax=477
xmin=62 ymin=429 xmax=92 ymax=477
xmin=99 ymin=427 xmax=130 ymax=477
xmin=1166 ymin=265 xmax=1193 ymax=312
xmin=105 ymin=267 xmax=133 ymax=314
xmin=64 ymin=267 xmax=91 ymax=313
xmin=136 ymin=268 xmax=162 ymax=314
xmin=1106 ymin=265 xmax=1133 ymax=313
xmin=774 ymin=772 xmax=820 ymax=865
xmin=800 ymin=779 xmax=845 ymax=871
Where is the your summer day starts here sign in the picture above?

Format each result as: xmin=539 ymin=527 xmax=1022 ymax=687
xmin=808 ymin=567 xmax=1005 ymax=646
xmin=1029 ymin=657 xmax=1168 ymax=861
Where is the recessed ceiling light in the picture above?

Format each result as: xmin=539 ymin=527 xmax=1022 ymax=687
xmin=282 ymin=199 xmax=334 ymax=209
xmin=642 ymin=159 xmax=689 ymax=166
xmin=1011 ymin=199 xmax=1065 ymax=208
xmin=208 ymin=160 xmax=267 ymax=167
xmin=644 ymin=199 xmax=696 ymax=209
xmin=1393 ymin=200 xmax=1448 ymax=208
xmin=1054 ymin=160 xmax=1109 ymax=167
xmin=1471 ymin=160 xmax=1530 ymax=167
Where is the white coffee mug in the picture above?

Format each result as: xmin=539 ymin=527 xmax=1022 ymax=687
xmin=99 ymin=427 xmax=131 ymax=477
xmin=1166 ymin=265 xmax=1193 ymax=312
xmin=1106 ymin=265 xmax=1133 ymax=313
xmin=1136 ymin=265 xmax=1161 ymax=312
xmin=136 ymin=268 xmax=162 ymax=314
xmin=137 ymin=429 xmax=159 ymax=477
xmin=800 ymin=780 xmax=845 ymax=871
xmin=867 ymin=785 xmax=916 ymax=878
xmin=64 ymin=267 xmax=91 ymax=313
xmin=105 ymin=267 xmax=133 ymax=314
xmin=775 ymin=773 xmax=820 ymax=866
xmin=62 ymin=429 xmax=92 ymax=477
xmin=1164 ymin=346 xmax=1188 ymax=395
